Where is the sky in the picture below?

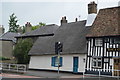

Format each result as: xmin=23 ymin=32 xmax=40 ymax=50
xmin=1 ymin=0 xmax=120 ymax=32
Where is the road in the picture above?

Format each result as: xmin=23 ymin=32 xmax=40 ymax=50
xmin=1 ymin=70 xmax=119 ymax=80
xmin=2 ymin=77 xmax=119 ymax=80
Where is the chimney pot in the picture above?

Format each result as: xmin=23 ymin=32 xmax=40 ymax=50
xmin=60 ymin=16 xmax=68 ymax=26
xmin=75 ymin=18 xmax=78 ymax=22
xmin=64 ymin=16 xmax=66 ymax=20
xmin=62 ymin=17 xmax=64 ymax=20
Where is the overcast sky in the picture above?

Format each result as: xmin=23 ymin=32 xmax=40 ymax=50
xmin=1 ymin=0 xmax=120 ymax=32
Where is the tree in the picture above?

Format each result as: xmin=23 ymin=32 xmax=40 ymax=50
xmin=32 ymin=22 xmax=46 ymax=30
xmin=13 ymin=38 xmax=33 ymax=64
xmin=8 ymin=13 xmax=19 ymax=32
xmin=22 ymin=26 xmax=26 ymax=33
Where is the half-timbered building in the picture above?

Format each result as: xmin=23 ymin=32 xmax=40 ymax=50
xmin=85 ymin=6 xmax=120 ymax=76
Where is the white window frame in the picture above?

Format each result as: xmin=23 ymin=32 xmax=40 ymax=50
xmin=92 ymin=57 xmax=102 ymax=68
xmin=104 ymin=58 xmax=109 ymax=63
xmin=95 ymin=38 xmax=103 ymax=46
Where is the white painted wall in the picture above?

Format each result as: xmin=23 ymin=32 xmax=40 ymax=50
xmin=29 ymin=54 xmax=86 ymax=73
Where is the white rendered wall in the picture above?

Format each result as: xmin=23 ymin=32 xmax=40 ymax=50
xmin=29 ymin=54 xmax=86 ymax=73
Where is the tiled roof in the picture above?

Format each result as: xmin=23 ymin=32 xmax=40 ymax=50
xmin=0 ymin=32 xmax=20 ymax=42
xmin=87 ymin=7 xmax=120 ymax=37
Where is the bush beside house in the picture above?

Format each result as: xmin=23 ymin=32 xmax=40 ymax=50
xmin=13 ymin=38 xmax=33 ymax=64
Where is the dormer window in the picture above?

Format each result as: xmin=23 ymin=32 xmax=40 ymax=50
xmin=95 ymin=38 xmax=103 ymax=46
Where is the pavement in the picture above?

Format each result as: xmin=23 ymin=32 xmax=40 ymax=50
xmin=2 ymin=77 xmax=120 ymax=80
xmin=0 ymin=73 xmax=40 ymax=78
xmin=1 ymin=70 xmax=87 ymax=78
xmin=25 ymin=70 xmax=86 ymax=78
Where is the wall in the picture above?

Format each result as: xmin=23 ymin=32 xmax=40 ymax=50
xmin=0 ymin=40 xmax=14 ymax=58
xmin=86 ymin=38 xmax=119 ymax=73
xmin=29 ymin=54 xmax=86 ymax=73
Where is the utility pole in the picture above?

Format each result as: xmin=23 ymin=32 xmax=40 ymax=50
xmin=55 ymin=42 xmax=63 ymax=78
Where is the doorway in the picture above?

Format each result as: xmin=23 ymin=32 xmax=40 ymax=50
xmin=73 ymin=57 xmax=79 ymax=73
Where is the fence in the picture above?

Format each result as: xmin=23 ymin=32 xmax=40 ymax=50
xmin=0 ymin=63 xmax=27 ymax=73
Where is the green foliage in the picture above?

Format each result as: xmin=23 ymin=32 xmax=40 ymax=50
xmin=22 ymin=26 xmax=26 ymax=33
xmin=8 ymin=13 xmax=19 ymax=33
xmin=32 ymin=22 xmax=46 ymax=30
xmin=0 ymin=56 xmax=11 ymax=60
xmin=13 ymin=38 xmax=33 ymax=64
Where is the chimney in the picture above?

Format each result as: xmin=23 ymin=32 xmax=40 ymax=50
xmin=88 ymin=1 xmax=97 ymax=14
xmin=118 ymin=1 xmax=120 ymax=6
xmin=18 ymin=27 xmax=23 ymax=34
xmin=0 ymin=25 xmax=5 ymax=34
xmin=25 ymin=22 xmax=32 ymax=32
xmin=60 ymin=16 xmax=68 ymax=26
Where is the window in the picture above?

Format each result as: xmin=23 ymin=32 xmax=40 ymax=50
xmin=92 ymin=57 xmax=102 ymax=68
xmin=104 ymin=38 xmax=109 ymax=43
xmin=104 ymin=58 xmax=109 ymax=63
xmin=51 ymin=56 xmax=63 ymax=67
xmin=95 ymin=39 xmax=103 ymax=46
xmin=114 ymin=38 xmax=120 ymax=44
xmin=110 ymin=38 xmax=120 ymax=44
xmin=110 ymin=38 xmax=114 ymax=44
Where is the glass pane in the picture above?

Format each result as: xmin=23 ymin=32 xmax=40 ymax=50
xmin=98 ymin=62 xmax=101 ymax=67
xmin=55 ymin=57 xmax=59 ymax=67
xmin=95 ymin=39 xmax=102 ymax=46
xmin=104 ymin=58 xmax=108 ymax=62
xmin=93 ymin=58 xmax=96 ymax=60
xmin=105 ymin=38 xmax=109 ymax=43
xmin=110 ymin=39 xmax=114 ymax=44
xmin=114 ymin=38 xmax=120 ymax=44
xmin=98 ymin=58 xmax=101 ymax=60
xmin=93 ymin=61 xmax=96 ymax=66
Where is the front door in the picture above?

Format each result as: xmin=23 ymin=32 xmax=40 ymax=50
xmin=114 ymin=58 xmax=120 ymax=76
xmin=73 ymin=57 xmax=79 ymax=73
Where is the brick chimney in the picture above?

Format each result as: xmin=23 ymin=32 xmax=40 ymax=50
xmin=0 ymin=25 xmax=5 ymax=35
xmin=60 ymin=16 xmax=68 ymax=26
xmin=88 ymin=1 xmax=97 ymax=14
xmin=25 ymin=22 xmax=32 ymax=33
